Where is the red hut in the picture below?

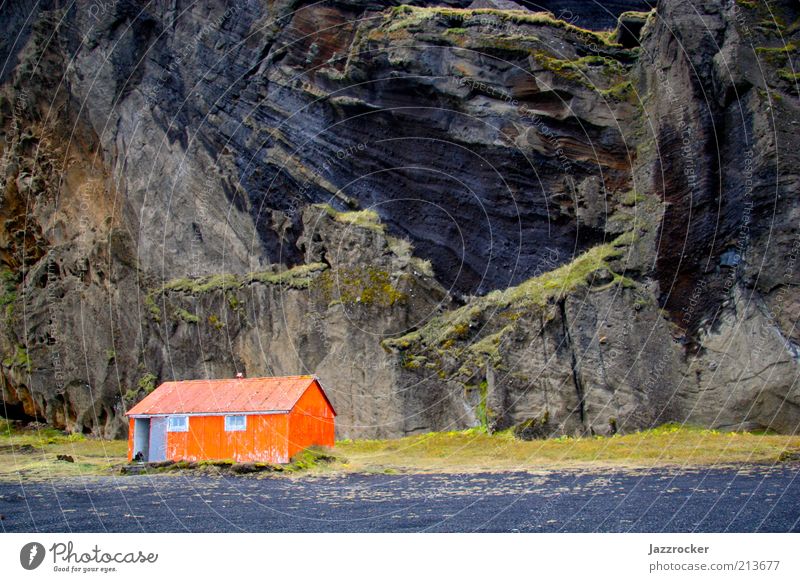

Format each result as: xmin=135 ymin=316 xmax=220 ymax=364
xmin=125 ymin=375 xmax=335 ymax=464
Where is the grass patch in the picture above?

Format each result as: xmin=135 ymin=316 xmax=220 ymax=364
xmin=410 ymin=257 xmax=435 ymax=277
xmin=286 ymin=446 xmax=340 ymax=472
xmin=190 ymin=274 xmax=240 ymax=294
xmin=384 ymin=236 xmax=628 ymax=351
xmin=534 ymin=52 xmax=626 ymax=82
xmin=143 ymin=294 xmax=161 ymax=322
xmin=382 ymin=235 xmax=637 ymax=384
xmin=469 ymin=35 xmax=541 ymax=58
xmin=530 ymin=51 xmax=634 ymax=100
xmin=334 ymin=424 xmax=800 ymax=472
xmin=156 ymin=262 xmax=329 ymax=296
xmin=0 ymin=418 xmax=127 ymax=481
xmin=174 ymin=308 xmax=199 ymax=324
xmin=755 ymin=41 xmax=798 ymax=66
xmin=3 ymin=417 xmax=798 ymax=481
xmin=387 ymin=236 xmax=435 ymax=277
xmin=315 ymin=203 xmax=385 ymax=233
xmin=621 ymin=190 xmax=646 ymax=206
xmin=386 ymin=5 xmax=620 ymax=47
xmin=600 ymin=80 xmax=635 ymax=102
xmin=161 ymin=274 xmax=238 ymax=294
xmin=245 ymin=262 xmax=328 ymax=289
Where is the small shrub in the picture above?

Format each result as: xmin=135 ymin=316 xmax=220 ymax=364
xmin=175 ymin=308 xmax=200 ymax=324
xmin=0 ymin=268 xmax=17 ymax=317
xmin=227 ymin=293 xmax=242 ymax=310
xmin=138 ymin=373 xmax=157 ymax=394
xmin=288 ymin=446 xmax=339 ymax=471
xmin=2 ymin=345 xmax=31 ymax=372
xmin=621 ymin=190 xmax=646 ymax=206
xmin=143 ymin=294 xmax=161 ymax=322
xmin=316 ymin=204 xmax=384 ymax=232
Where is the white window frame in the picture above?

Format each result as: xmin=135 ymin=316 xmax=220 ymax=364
xmin=225 ymin=415 xmax=247 ymax=432
xmin=167 ymin=415 xmax=189 ymax=432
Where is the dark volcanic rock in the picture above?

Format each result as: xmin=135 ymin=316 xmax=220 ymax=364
xmin=0 ymin=0 xmax=798 ymax=438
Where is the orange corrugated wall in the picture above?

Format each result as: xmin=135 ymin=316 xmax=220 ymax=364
xmin=126 ymin=381 xmax=335 ymax=464
xmin=127 ymin=418 xmax=134 ymax=460
xmin=166 ymin=413 xmax=290 ymax=463
xmin=287 ymin=381 xmax=335 ymax=459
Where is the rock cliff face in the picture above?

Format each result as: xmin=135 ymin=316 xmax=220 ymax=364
xmin=1 ymin=0 xmax=798 ymax=439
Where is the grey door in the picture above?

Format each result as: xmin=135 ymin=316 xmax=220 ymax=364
xmin=149 ymin=417 xmax=167 ymax=462
xmin=133 ymin=418 xmax=150 ymax=461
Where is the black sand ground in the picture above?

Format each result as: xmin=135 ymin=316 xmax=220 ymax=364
xmin=1 ymin=466 xmax=798 ymax=532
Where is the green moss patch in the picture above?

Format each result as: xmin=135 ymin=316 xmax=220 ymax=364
xmin=601 ymin=80 xmax=635 ymax=102
xmin=143 ymin=294 xmax=161 ymax=322
xmin=383 ymin=236 xmax=636 ymax=391
xmin=1 ymin=268 xmax=17 ymax=319
xmin=286 ymin=446 xmax=340 ymax=472
xmin=384 ymin=236 xmax=629 ymax=353
xmin=314 ymin=266 xmax=407 ymax=307
xmin=138 ymin=373 xmax=157 ymax=394
xmin=755 ymin=41 xmax=798 ymax=66
xmin=2 ymin=344 xmax=31 ymax=372
xmin=245 ymin=262 xmax=329 ymax=288
xmin=620 ymin=190 xmax=646 ymax=206
xmin=174 ymin=308 xmax=200 ymax=324
xmin=531 ymin=51 xmax=633 ymax=98
xmin=155 ymin=262 xmax=329 ymax=298
xmin=385 ymin=6 xmax=620 ymax=48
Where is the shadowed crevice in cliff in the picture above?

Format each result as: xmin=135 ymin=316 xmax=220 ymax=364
xmin=0 ymin=399 xmax=38 ymax=423
xmin=653 ymin=99 xmax=727 ymax=336
xmin=558 ymin=296 xmax=585 ymax=426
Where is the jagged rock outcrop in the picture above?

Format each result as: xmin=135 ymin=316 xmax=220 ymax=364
xmin=138 ymin=205 xmax=452 ymax=438
xmin=0 ymin=0 xmax=798 ymax=438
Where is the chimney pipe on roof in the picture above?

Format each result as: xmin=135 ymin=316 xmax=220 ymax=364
xmin=236 ymin=372 xmax=244 ymax=379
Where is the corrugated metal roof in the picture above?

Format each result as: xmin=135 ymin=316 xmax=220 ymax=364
xmin=125 ymin=375 xmax=333 ymax=416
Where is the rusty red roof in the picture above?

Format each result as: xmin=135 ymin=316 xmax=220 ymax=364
xmin=125 ymin=375 xmax=335 ymax=416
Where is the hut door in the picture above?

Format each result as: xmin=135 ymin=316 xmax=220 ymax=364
xmin=149 ymin=417 xmax=168 ymax=462
xmin=133 ymin=418 xmax=150 ymax=461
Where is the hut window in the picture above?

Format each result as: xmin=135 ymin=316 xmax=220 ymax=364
xmin=167 ymin=415 xmax=189 ymax=432
xmin=225 ymin=415 xmax=247 ymax=432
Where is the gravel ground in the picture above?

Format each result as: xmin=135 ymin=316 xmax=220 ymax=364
xmin=1 ymin=466 xmax=799 ymax=532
